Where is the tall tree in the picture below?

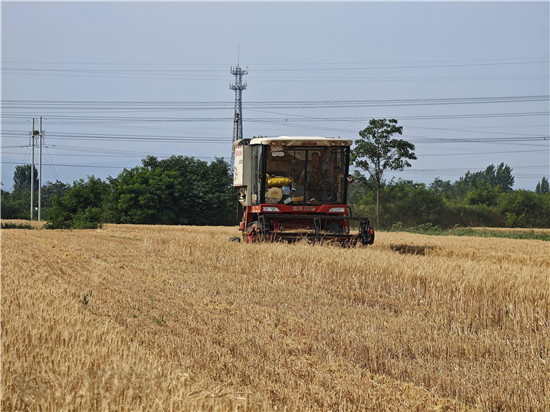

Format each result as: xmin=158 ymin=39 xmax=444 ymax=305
xmin=458 ymin=163 xmax=514 ymax=193
xmin=429 ymin=177 xmax=455 ymax=199
xmin=42 ymin=180 xmax=71 ymax=208
xmin=535 ymin=177 xmax=549 ymax=194
xmin=13 ymin=164 xmax=38 ymax=192
xmin=493 ymin=163 xmax=514 ymax=192
xmin=352 ymin=118 xmax=416 ymax=227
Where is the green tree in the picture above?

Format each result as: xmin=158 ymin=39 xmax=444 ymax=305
xmin=456 ymin=163 xmax=514 ymax=195
xmin=1 ymin=189 xmax=28 ymax=219
xmin=382 ymin=180 xmax=445 ymax=227
xmin=2 ymin=166 xmax=37 ymax=219
xmin=47 ymin=176 xmax=109 ymax=229
xmin=1 ymin=189 xmax=20 ymax=219
xmin=429 ymin=177 xmax=455 ymax=200
xmin=492 ymin=163 xmax=515 ymax=192
xmin=347 ymin=171 xmax=376 ymax=204
xmin=13 ymin=164 xmax=39 ymax=193
xmin=535 ymin=177 xmax=549 ymax=194
xmin=465 ymin=182 xmax=502 ymax=207
xmin=498 ymin=190 xmax=550 ymax=227
xmin=42 ymin=180 xmax=71 ymax=209
xmin=106 ymin=166 xmax=184 ymax=225
xmin=105 ymin=156 xmax=236 ymax=226
xmin=352 ymin=118 xmax=416 ymax=227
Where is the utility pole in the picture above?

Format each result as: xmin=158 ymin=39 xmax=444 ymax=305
xmin=29 ymin=117 xmax=44 ymax=221
xmin=38 ymin=116 xmax=43 ymax=221
xmin=30 ymin=119 xmax=35 ymax=221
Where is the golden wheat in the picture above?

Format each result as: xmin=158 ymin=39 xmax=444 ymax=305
xmin=1 ymin=225 xmax=549 ymax=411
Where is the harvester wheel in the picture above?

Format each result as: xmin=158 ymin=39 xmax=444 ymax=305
xmin=246 ymin=221 xmax=259 ymax=243
xmin=366 ymin=227 xmax=375 ymax=245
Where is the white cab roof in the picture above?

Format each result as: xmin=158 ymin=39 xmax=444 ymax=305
xmin=248 ymin=136 xmax=352 ymax=147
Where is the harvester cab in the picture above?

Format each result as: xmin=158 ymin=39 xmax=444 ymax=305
xmin=233 ymin=136 xmax=374 ymax=245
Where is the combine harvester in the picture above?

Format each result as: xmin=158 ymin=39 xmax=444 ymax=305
xmin=233 ymin=136 xmax=375 ymax=245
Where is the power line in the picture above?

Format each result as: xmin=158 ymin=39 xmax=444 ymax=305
xmin=43 ymin=145 xmax=60 ymax=182
xmin=4 ymin=56 xmax=547 ymax=65
xmin=0 ymin=161 xmax=128 ymax=169
xmin=2 ymin=94 xmax=548 ymax=108
xmin=5 ymin=148 xmax=542 ymax=159
xmin=0 ymin=158 xmax=227 ymax=169
xmin=2 ymin=112 xmax=549 ymax=124
xmin=416 ymin=149 xmax=544 ymax=157
xmin=2 ymin=130 xmax=546 ymax=144
xmin=3 ymin=57 xmax=548 ymax=73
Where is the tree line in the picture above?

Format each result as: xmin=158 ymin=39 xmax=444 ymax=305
xmin=1 ymin=156 xmax=236 ymax=228
xmin=349 ymin=118 xmax=549 ymax=229
xmin=1 ymin=118 xmax=549 ymax=229
xmin=348 ymin=169 xmax=550 ymax=229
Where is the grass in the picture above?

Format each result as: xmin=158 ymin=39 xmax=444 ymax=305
xmin=2 ymin=224 xmax=549 ymax=410
xmin=388 ymin=222 xmax=550 ymax=241
xmin=1 ymin=222 xmax=34 ymax=230
xmin=1 ymin=219 xmax=46 ymax=229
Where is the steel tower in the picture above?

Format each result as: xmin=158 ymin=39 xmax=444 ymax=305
xmin=230 ymin=65 xmax=248 ymax=142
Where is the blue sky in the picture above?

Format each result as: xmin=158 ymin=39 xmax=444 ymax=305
xmin=2 ymin=1 xmax=549 ymax=191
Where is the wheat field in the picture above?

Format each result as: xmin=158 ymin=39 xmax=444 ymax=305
xmin=1 ymin=223 xmax=549 ymax=411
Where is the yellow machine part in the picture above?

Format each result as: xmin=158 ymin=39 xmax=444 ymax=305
xmin=267 ymin=175 xmax=292 ymax=187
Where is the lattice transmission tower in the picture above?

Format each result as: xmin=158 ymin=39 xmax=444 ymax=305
xmin=230 ymin=65 xmax=248 ymax=142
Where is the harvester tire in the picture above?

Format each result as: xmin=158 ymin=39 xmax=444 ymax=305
xmin=246 ymin=221 xmax=259 ymax=243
